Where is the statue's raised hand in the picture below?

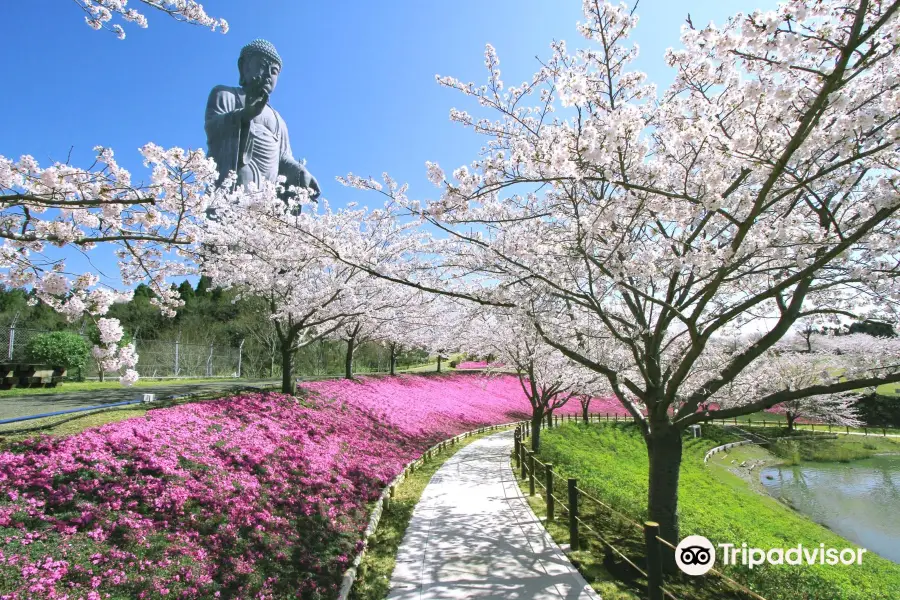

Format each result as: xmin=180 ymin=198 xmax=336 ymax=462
xmin=241 ymin=91 xmax=268 ymax=123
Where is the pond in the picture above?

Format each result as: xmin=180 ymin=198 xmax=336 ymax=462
xmin=760 ymin=455 xmax=900 ymax=563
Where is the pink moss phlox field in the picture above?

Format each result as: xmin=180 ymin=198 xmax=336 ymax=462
xmin=0 ymin=374 xmax=626 ymax=599
xmin=300 ymin=374 xmax=628 ymax=441
xmin=0 ymin=392 xmax=414 ymax=599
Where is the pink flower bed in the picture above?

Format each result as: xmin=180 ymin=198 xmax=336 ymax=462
xmin=0 ymin=374 xmax=627 ymax=599
xmin=301 ymin=374 xmax=629 ymax=437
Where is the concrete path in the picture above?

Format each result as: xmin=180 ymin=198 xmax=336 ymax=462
xmin=387 ymin=429 xmax=600 ymax=600
xmin=0 ymin=379 xmax=278 ymax=421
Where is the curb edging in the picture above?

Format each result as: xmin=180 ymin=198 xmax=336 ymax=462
xmin=703 ymin=440 xmax=755 ymax=464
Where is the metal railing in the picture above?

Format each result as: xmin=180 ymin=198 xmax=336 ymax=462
xmin=514 ymin=417 xmax=769 ymax=600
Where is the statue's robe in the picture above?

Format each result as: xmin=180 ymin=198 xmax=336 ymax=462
xmin=204 ymin=85 xmax=295 ymax=187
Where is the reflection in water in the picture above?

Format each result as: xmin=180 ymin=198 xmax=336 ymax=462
xmin=760 ymin=455 xmax=900 ymax=563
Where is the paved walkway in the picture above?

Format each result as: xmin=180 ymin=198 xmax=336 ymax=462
xmin=387 ymin=430 xmax=600 ymax=600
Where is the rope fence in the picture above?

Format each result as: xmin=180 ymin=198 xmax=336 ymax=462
xmin=514 ymin=416 xmax=770 ymax=600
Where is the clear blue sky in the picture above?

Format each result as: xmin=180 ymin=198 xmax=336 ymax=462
xmin=1 ymin=0 xmax=776 ymax=289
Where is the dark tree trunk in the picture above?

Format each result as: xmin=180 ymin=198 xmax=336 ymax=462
xmin=345 ymin=334 xmax=356 ymax=380
xmin=646 ymin=422 xmax=683 ymax=573
xmin=546 ymin=410 xmax=553 ymax=429
xmin=281 ymin=345 xmax=294 ymax=394
xmin=786 ymin=412 xmax=796 ymax=432
xmin=437 ymin=355 xmax=442 ymax=373
xmin=531 ymin=413 xmax=542 ymax=451
xmin=389 ymin=343 xmax=396 ymax=376
xmin=582 ymin=401 xmax=589 ymax=422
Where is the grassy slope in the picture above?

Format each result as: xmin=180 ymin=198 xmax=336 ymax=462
xmin=0 ymin=407 xmax=150 ymax=446
xmin=531 ymin=422 xmax=900 ymax=600
xmin=0 ymin=377 xmax=244 ymax=398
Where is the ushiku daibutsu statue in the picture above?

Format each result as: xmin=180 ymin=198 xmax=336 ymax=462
xmin=204 ymin=39 xmax=320 ymax=200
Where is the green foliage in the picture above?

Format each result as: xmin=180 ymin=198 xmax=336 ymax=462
xmin=854 ymin=393 xmax=900 ymax=428
xmin=0 ymin=279 xmax=434 ymax=380
xmin=769 ymin=436 xmax=897 ymax=464
xmin=533 ymin=423 xmax=900 ymax=600
xmin=848 ymin=319 xmax=896 ymax=337
xmin=24 ymin=331 xmax=90 ymax=381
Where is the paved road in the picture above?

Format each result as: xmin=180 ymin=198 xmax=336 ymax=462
xmin=0 ymin=379 xmax=279 ymax=421
xmin=388 ymin=430 xmax=599 ymax=600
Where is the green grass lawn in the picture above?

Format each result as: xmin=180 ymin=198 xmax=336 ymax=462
xmin=876 ymin=381 xmax=900 ymax=396
xmin=0 ymin=407 xmax=150 ymax=447
xmin=525 ymin=422 xmax=900 ymax=600
xmin=722 ymin=414 xmax=900 ymax=436
xmin=0 ymin=377 xmax=249 ymax=398
xmin=0 ymin=386 xmax=257 ymax=440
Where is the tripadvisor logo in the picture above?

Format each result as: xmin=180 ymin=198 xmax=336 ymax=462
xmin=675 ymin=536 xmax=867 ymax=575
xmin=676 ymin=535 xmax=716 ymax=575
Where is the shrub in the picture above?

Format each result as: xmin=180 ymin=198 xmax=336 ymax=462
xmin=449 ymin=360 xmax=458 ymax=368
xmin=24 ymin=331 xmax=90 ymax=381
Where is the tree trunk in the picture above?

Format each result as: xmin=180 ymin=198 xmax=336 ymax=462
xmin=345 ymin=335 xmax=356 ymax=380
xmin=270 ymin=340 xmax=276 ymax=378
xmin=546 ymin=410 xmax=553 ymax=429
xmin=582 ymin=402 xmax=589 ymax=422
xmin=390 ymin=343 xmax=396 ymax=376
xmin=531 ymin=413 xmax=542 ymax=451
xmin=786 ymin=412 xmax=796 ymax=432
xmin=646 ymin=423 xmax=683 ymax=573
xmin=281 ymin=345 xmax=294 ymax=394
xmin=437 ymin=355 xmax=442 ymax=373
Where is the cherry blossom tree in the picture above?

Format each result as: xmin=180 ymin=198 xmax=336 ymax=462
xmin=1 ymin=2 xmax=230 ymax=384
xmin=201 ymin=187 xmax=421 ymax=393
xmin=764 ymin=333 xmax=900 ymax=430
xmin=332 ymin=282 xmax=432 ymax=379
xmin=75 ymin=0 xmax=228 ymax=39
xmin=459 ymin=307 xmax=589 ymax=450
xmin=1 ymin=134 xmax=219 ymax=384
xmin=331 ymin=0 xmax=900 ymax=554
xmin=713 ymin=336 xmax=880 ymax=430
xmin=363 ymin=291 xmax=453 ymax=376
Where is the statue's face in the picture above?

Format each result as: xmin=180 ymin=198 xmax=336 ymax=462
xmin=239 ymin=53 xmax=281 ymax=96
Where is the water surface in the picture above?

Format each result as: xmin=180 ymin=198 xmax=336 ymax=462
xmin=760 ymin=455 xmax=900 ymax=563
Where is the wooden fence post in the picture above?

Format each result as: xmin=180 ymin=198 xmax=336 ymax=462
xmin=644 ymin=521 xmax=663 ymax=600
xmin=520 ymin=443 xmax=527 ymax=479
xmin=568 ymin=478 xmax=579 ymax=551
xmin=514 ymin=428 xmax=521 ymax=468
xmin=528 ymin=451 xmax=535 ymax=496
xmin=546 ymin=463 xmax=554 ymax=522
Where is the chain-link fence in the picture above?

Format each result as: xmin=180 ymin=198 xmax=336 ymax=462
xmin=130 ymin=339 xmax=242 ymax=379
xmin=0 ymin=325 xmax=430 ymax=381
xmin=0 ymin=325 xmax=242 ymax=379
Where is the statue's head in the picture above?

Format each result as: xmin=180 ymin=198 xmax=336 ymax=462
xmin=238 ymin=39 xmax=282 ymax=96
